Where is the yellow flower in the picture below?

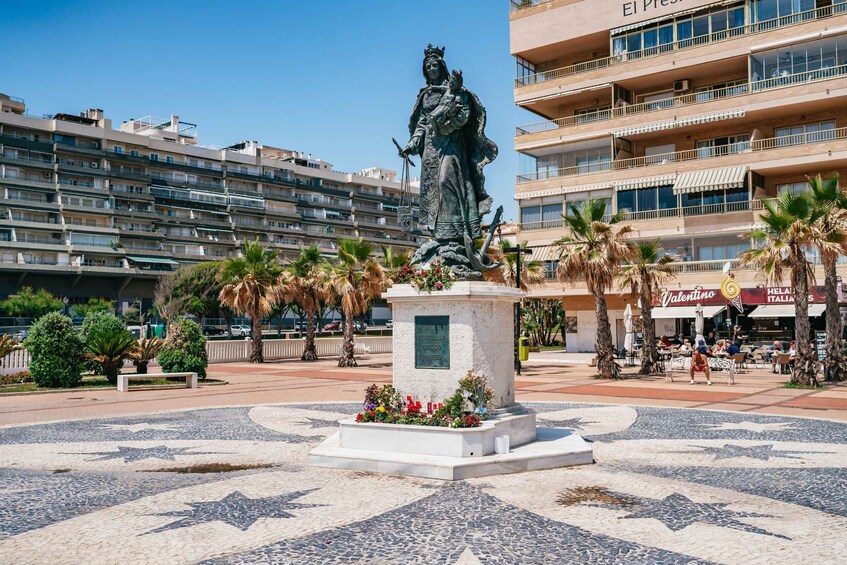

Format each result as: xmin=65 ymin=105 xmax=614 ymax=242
xmin=376 ymin=406 xmax=386 ymax=413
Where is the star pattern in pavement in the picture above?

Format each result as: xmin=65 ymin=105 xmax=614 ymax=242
xmin=700 ymin=421 xmax=799 ymax=433
xmin=588 ymin=491 xmax=789 ymax=539
xmin=301 ymin=416 xmax=341 ymax=429
xmin=677 ymin=443 xmax=827 ymax=461
xmin=73 ymin=445 xmax=222 ymax=463
xmin=146 ymin=489 xmax=326 ymax=534
xmin=537 ymin=416 xmax=597 ymax=431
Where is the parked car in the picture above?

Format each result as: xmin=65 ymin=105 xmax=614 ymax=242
xmin=323 ymin=321 xmax=341 ymax=331
xmin=353 ymin=320 xmax=368 ymax=332
xmin=12 ymin=330 xmax=28 ymax=341
xmin=230 ymin=325 xmax=252 ymax=337
xmin=386 ymin=320 xmax=393 ymax=329
xmin=203 ymin=326 xmax=226 ymax=336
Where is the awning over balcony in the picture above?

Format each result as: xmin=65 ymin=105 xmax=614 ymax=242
xmin=748 ymin=304 xmax=826 ymax=318
xmin=516 ymin=182 xmax=612 ymax=200
xmin=650 ymin=305 xmax=726 ymax=320
xmin=530 ymin=245 xmax=560 ymax=262
xmin=673 ymin=166 xmax=748 ymax=195
xmin=614 ymin=174 xmax=677 ymax=192
xmin=126 ymin=256 xmax=179 ymax=266
xmin=610 ymin=0 xmax=741 ymax=35
xmin=614 ymin=110 xmax=746 ymax=138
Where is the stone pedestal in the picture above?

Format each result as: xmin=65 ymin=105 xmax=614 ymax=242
xmin=385 ymin=282 xmax=523 ymax=408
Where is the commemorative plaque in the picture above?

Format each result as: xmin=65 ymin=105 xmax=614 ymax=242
xmin=415 ymin=315 xmax=450 ymax=369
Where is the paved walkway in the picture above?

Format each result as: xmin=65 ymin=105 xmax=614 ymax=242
xmin=0 ymin=400 xmax=844 ymax=563
xmin=1 ymin=354 xmax=845 ymax=426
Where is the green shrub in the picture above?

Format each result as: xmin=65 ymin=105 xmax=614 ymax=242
xmin=25 ymin=312 xmax=84 ymax=388
xmin=0 ymin=371 xmax=32 ymax=385
xmin=81 ymin=312 xmax=126 ymax=374
xmin=85 ymin=327 xmax=137 ymax=385
xmin=157 ymin=318 xmax=208 ymax=378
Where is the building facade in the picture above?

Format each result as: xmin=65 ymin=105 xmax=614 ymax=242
xmin=510 ymin=0 xmax=847 ymax=350
xmin=0 ymin=97 xmax=422 ymax=307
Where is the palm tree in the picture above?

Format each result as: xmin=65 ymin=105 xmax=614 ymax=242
xmin=380 ymin=245 xmax=412 ymax=283
xmin=484 ymin=242 xmax=545 ymax=291
xmin=809 ymin=173 xmax=847 ymax=382
xmin=129 ymin=337 xmax=163 ymax=374
xmin=323 ymin=239 xmax=387 ymax=367
xmin=0 ymin=335 xmax=19 ymax=369
xmin=281 ymin=245 xmax=327 ymax=361
xmin=218 ymin=241 xmax=284 ymax=363
xmin=617 ymin=240 xmax=676 ymax=375
xmin=739 ymin=191 xmax=824 ymax=386
xmin=556 ymin=200 xmax=635 ymax=379
xmin=86 ymin=328 xmax=137 ymax=385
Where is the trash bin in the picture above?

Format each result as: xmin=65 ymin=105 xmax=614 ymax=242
xmin=519 ymin=336 xmax=530 ymax=361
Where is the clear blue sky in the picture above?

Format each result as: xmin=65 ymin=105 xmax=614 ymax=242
xmin=3 ymin=0 xmax=528 ymax=220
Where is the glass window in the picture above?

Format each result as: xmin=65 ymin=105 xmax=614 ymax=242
xmin=677 ymin=20 xmax=693 ymax=42
xmin=726 ymin=186 xmax=748 ymax=203
xmin=521 ymin=206 xmax=541 ymax=224
xmin=658 ymin=25 xmax=674 ymax=47
xmin=637 ymin=187 xmax=658 ymax=212
xmin=643 ymin=29 xmax=658 ymax=51
xmin=617 ymin=191 xmax=636 ymax=213
xmin=541 ymin=203 xmax=562 ymax=221
xmin=627 ymin=34 xmax=642 ymax=54
xmin=693 ymin=15 xmax=710 ymax=38
xmin=682 ymin=192 xmax=703 ymax=208
xmin=658 ymin=186 xmax=677 ymax=209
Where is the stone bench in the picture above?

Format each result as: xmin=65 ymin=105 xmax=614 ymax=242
xmin=116 ymin=372 xmax=198 ymax=393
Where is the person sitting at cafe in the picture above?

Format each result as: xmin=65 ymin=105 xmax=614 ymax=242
xmin=671 ymin=334 xmax=683 ymax=346
xmin=706 ymin=332 xmax=716 ymax=346
xmin=659 ymin=335 xmax=672 ymax=347
xmin=697 ymin=339 xmax=715 ymax=357
xmin=788 ymin=341 xmax=797 ymax=361
xmin=726 ymin=340 xmax=741 ymax=356
xmin=678 ymin=339 xmax=692 ymax=354
xmin=713 ymin=340 xmax=727 ymax=355
xmin=766 ymin=340 xmax=783 ymax=362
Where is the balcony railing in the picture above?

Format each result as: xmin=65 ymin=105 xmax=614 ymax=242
xmin=515 ymin=4 xmax=847 ymax=88
xmin=517 ymin=128 xmax=847 ymax=183
xmin=518 ymin=219 xmax=564 ymax=231
xmin=667 ymin=259 xmax=740 ymax=274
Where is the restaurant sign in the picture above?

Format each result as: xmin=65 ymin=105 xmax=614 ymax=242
xmin=659 ymin=286 xmax=827 ymax=307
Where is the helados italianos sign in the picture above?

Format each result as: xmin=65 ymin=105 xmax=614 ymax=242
xmin=659 ymin=286 xmax=828 ymax=308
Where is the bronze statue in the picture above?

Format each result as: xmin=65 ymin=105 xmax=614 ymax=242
xmin=399 ymin=45 xmax=500 ymax=280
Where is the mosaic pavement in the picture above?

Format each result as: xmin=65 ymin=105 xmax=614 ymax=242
xmin=0 ymin=401 xmax=845 ymax=564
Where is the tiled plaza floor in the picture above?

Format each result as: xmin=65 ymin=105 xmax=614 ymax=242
xmin=0 ymin=401 xmax=845 ymax=563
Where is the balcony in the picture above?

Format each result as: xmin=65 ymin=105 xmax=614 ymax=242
xmin=517 ymin=128 xmax=847 ymax=184
xmin=515 ymin=4 xmax=847 ymax=89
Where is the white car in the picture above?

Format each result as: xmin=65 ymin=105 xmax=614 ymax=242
xmin=386 ymin=320 xmax=393 ymax=329
xmin=230 ymin=325 xmax=251 ymax=337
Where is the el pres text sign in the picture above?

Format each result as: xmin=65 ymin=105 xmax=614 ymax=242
xmin=622 ymin=0 xmax=690 ymax=18
xmin=415 ymin=316 xmax=450 ymax=369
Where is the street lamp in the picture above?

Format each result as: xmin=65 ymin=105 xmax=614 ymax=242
xmin=501 ymin=244 xmax=532 ymax=375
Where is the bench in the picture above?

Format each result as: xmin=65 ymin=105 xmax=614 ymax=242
xmin=336 ymin=343 xmax=371 ymax=358
xmin=116 ymin=372 xmax=198 ymax=392
xmin=665 ymin=356 xmax=735 ymax=385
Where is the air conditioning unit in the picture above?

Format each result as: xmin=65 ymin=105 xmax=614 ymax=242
xmin=90 ymin=163 xmax=99 ymax=169
xmin=91 ymin=141 xmax=101 ymax=149
xmin=673 ymin=80 xmax=690 ymax=92
xmin=42 ymin=172 xmax=52 ymax=178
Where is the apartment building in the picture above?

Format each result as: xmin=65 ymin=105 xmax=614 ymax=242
xmin=510 ymin=0 xmax=847 ymax=351
xmin=0 ymin=96 xmax=423 ymax=306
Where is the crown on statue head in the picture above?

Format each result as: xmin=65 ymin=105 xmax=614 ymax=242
xmin=424 ymin=44 xmax=445 ymax=59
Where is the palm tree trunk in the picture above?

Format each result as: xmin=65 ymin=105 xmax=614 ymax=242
xmin=249 ymin=302 xmax=264 ymax=363
xmin=593 ymin=287 xmax=620 ymax=379
xmin=791 ymin=258 xmax=817 ymax=386
xmin=640 ymin=285 xmax=658 ymax=375
xmin=338 ymin=311 xmax=357 ymax=367
xmin=823 ymin=255 xmax=845 ymax=381
xmin=302 ymin=310 xmax=318 ymax=361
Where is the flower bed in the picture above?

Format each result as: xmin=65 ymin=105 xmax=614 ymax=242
xmin=393 ymin=261 xmax=453 ymax=292
xmin=355 ymin=371 xmax=491 ymax=429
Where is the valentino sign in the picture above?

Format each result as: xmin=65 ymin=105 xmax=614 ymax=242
xmin=622 ymin=0 xmax=690 ymax=18
xmin=659 ymin=286 xmax=827 ymax=308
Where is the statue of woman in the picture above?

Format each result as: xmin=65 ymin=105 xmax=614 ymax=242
xmin=400 ymin=45 xmax=498 ymax=279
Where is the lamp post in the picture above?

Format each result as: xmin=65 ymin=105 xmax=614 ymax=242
xmin=62 ymin=296 xmax=69 ymax=317
xmin=502 ymin=244 xmax=532 ymax=375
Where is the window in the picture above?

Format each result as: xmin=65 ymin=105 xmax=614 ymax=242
xmin=617 ymin=185 xmax=677 ymax=216
xmin=165 ymin=156 xmax=174 ymax=164
xmin=113 ymin=146 xmax=123 ymax=154
xmin=644 ymin=144 xmax=676 ymax=165
xmin=775 ymin=120 xmax=836 ymax=145
xmin=751 ymin=0 xmax=815 ymax=25
xmin=696 ymin=134 xmax=750 ymax=158
xmin=777 ymin=181 xmax=810 ymax=195
xmin=130 ymin=150 xmax=140 ymax=157
xmin=149 ymin=153 xmax=159 ymax=162
xmin=694 ymin=80 xmax=747 ymax=102
xmin=698 ymin=243 xmax=750 ymax=261
xmin=751 ymin=33 xmax=847 ymax=85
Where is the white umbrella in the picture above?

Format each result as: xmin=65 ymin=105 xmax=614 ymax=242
xmin=623 ymin=303 xmax=634 ymax=355
xmin=694 ymin=303 xmax=705 ymax=346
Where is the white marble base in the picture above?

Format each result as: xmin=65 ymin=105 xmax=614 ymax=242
xmin=385 ymin=282 xmax=524 ymax=408
xmin=338 ymin=413 xmax=536 ymax=458
xmin=309 ymin=427 xmax=593 ymax=481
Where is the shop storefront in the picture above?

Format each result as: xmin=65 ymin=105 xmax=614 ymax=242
xmin=656 ymin=286 xmax=833 ymax=344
